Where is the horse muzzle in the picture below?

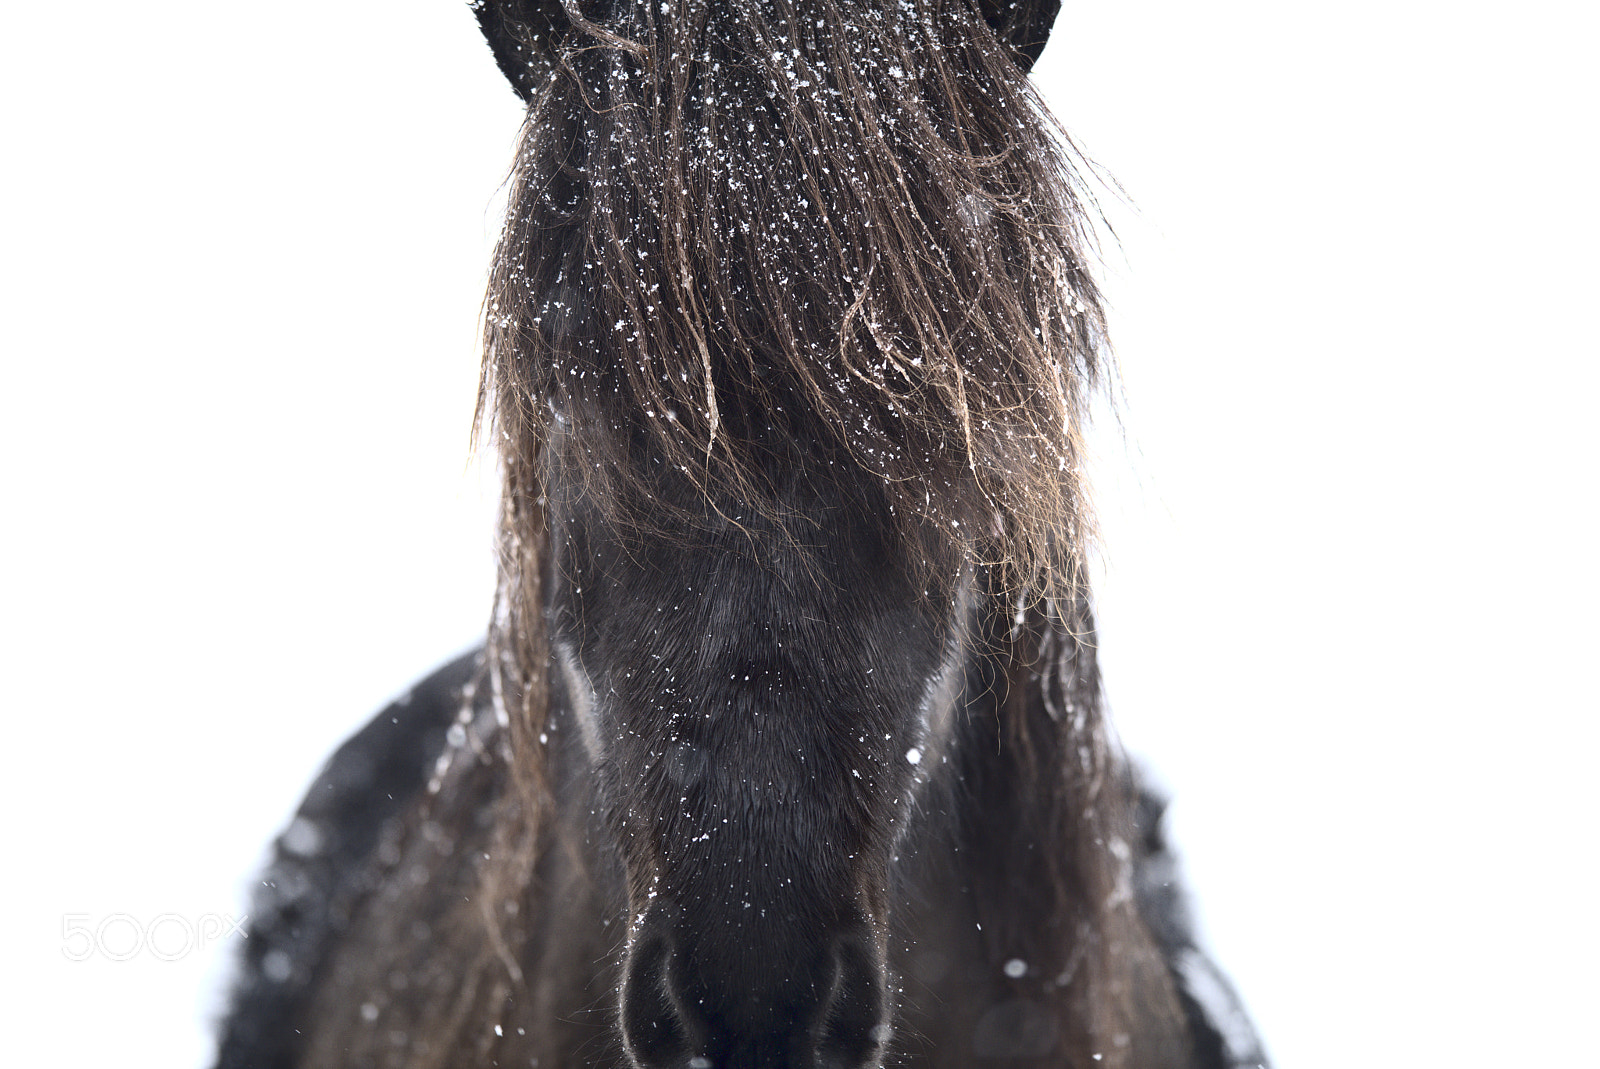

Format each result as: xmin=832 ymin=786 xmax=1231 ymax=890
xmin=620 ymin=904 xmax=888 ymax=1069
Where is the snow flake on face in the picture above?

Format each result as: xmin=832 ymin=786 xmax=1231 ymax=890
xmin=904 ymin=746 xmax=922 ymax=765
xmin=280 ymin=816 xmax=324 ymax=858
xmin=262 ymin=948 xmax=293 ymax=983
xmin=1003 ymin=957 xmax=1027 ymax=978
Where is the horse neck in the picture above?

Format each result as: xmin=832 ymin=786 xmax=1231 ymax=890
xmin=940 ymin=599 xmax=1111 ymax=964
xmin=894 ymin=599 xmax=1197 ymax=1068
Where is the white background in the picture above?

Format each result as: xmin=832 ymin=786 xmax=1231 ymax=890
xmin=2 ymin=2 xmax=1594 ymax=1065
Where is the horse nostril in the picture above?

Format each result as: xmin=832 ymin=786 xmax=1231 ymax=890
xmin=621 ymin=914 xmax=889 ymax=1069
xmin=818 ymin=932 xmax=889 ymax=1069
xmin=620 ymin=931 xmax=697 ymax=1069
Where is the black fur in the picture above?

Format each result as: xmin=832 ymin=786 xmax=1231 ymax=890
xmin=1132 ymin=781 xmax=1273 ymax=1069
xmin=217 ymin=654 xmax=1266 ymax=1067
xmin=214 ymin=651 xmax=486 ymax=1069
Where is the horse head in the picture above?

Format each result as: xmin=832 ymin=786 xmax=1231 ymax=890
xmin=473 ymin=1 xmax=1109 ymax=1066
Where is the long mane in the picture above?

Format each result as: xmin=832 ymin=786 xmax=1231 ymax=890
xmin=478 ymin=0 xmax=1114 ymax=747
xmin=480 ymin=0 xmax=1107 ymax=547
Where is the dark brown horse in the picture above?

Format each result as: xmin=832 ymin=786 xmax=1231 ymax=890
xmin=216 ymin=1 xmax=1267 ymax=1066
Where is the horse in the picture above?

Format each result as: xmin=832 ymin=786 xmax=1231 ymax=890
xmin=215 ymin=1 xmax=1269 ymax=1066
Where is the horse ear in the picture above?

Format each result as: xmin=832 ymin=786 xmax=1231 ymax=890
xmin=471 ymin=1 xmax=1059 ymax=100
xmin=979 ymin=0 xmax=1062 ymax=72
xmin=471 ymin=0 xmax=568 ymax=103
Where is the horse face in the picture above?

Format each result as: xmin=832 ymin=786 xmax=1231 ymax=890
xmin=547 ymin=459 xmax=972 ymax=1069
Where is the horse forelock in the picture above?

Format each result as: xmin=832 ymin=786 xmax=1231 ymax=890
xmin=478 ymin=0 xmax=1108 ymax=589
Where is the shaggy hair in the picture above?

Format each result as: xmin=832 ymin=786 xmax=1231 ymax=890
xmin=287 ymin=3 xmax=1189 ymax=1066
xmin=481 ymin=0 xmax=1106 ymax=533
xmin=477 ymin=0 xmax=1112 ymax=770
